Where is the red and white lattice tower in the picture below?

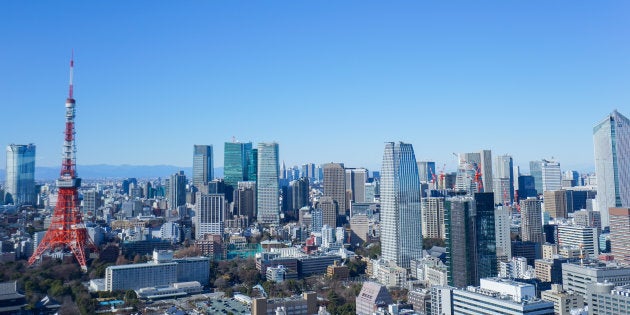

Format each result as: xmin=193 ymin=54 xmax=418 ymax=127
xmin=28 ymin=53 xmax=97 ymax=272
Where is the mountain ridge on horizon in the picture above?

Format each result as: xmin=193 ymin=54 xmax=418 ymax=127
xmin=0 ymin=165 xmax=224 ymax=181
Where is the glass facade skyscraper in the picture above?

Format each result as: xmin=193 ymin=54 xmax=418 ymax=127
xmin=257 ymin=143 xmax=279 ymax=225
xmin=5 ymin=144 xmax=36 ymax=205
xmin=192 ymin=145 xmax=213 ymax=190
xmin=594 ymin=110 xmax=630 ymax=228
xmin=224 ymin=142 xmax=252 ymax=188
xmin=380 ymin=142 xmax=422 ymax=268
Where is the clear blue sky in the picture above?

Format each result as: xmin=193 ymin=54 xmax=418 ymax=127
xmin=1 ymin=1 xmax=629 ymax=173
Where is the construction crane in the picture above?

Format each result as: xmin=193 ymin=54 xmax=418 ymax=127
xmin=438 ymin=164 xmax=447 ymax=189
xmin=473 ymin=163 xmax=483 ymax=192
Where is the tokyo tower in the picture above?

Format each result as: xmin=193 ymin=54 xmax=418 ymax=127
xmin=28 ymin=54 xmax=97 ymax=272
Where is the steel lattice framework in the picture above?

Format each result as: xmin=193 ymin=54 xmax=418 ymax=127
xmin=28 ymin=54 xmax=97 ymax=272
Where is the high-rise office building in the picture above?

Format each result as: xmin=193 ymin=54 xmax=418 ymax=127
xmin=234 ymin=181 xmax=256 ymax=219
xmin=345 ymin=168 xmax=367 ymax=204
xmin=323 ymin=163 xmax=346 ymax=221
xmin=289 ymin=178 xmax=309 ymax=213
xmin=194 ymin=193 xmax=225 ymax=239
xmin=455 ymin=150 xmax=492 ymax=194
xmin=530 ymin=161 xmax=544 ymax=195
xmin=5 ymin=144 xmax=36 ymax=205
xmin=445 ymin=196 xmax=476 ymax=287
xmin=417 ymin=161 xmax=436 ymax=184
xmin=594 ymin=111 xmax=630 ymax=228
xmin=248 ymin=148 xmax=258 ymax=182
xmin=192 ymin=145 xmax=213 ymax=191
xmin=531 ymin=159 xmax=562 ymax=193
xmin=317 ymin=196 xmax=337 ymax=228
xmin=381 ymin=142 xmax=422 ymax=269
xmin=610 ymin=207 xmax=630 ymax=266
xmin=480 ymin=150 xmax=493 ymax=193
xmin=518 ymin=175 xmax=538 ymax=201
xmin=495 ymin=205 xmax=512 ymax=261
xmin=168 ymin=171 xmax=187 ymax=215
xmin=257 ymin=143 xmax=279 ymax=225
xmin=224 ymin=142 xmax=252 ymax=188
xmin=474 ymin=192 xmax=497 ymax=281
xmin=542 ymin=160 xmax=562 ymax=192
xmin=421 ymin=197 xmax=445 ymax=239
xmin=543 ymin=190 xmax=568 ymax=219
xmin=494 ymin=155 xmax=514 ymax=203
xmin=521 ymin=198 xmax=544 ymax=244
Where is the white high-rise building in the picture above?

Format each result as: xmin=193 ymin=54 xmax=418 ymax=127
xmin=541 ymin=160 xmax=562 ymax=192
xmin=593 ymin=110 xmax=630 ymax=228
xmin=5 ymin=144 xmax=36 ymax=206
xmin=257 ymin=143 xmax=280 ymax=225
xmin=194 ymin=193 xmax=225 ymax=239
xmin=494 ymin=155 xmax=514 ymax=204
xmin=381 ymin=142 xmax=423 ymax=268
xmin=495 ymin=205 xmax=512 ymax=260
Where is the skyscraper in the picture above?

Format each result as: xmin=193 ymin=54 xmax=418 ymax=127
xmin=594 ymin=110 xmax=630 ymax=228
xmin=417 ymin=161 xmax=436 ymax=184
xmin=194 ymin=193 xmax=225 ymax=239
xmin=494 ymin=155 xmax=514 ymax=204
xmin=543 ymin=190 xmax=568 ymax=219
xmin=345 ymin=168 xmax=367 ymax=204
xmin=224 ymin=142 xmax=252 ymax=187
xmin=257 ymin=143 xmax=279 ymax=225
xmin=5 ymin=144 xmax=36 ymax=205
xmin=480 ymin=150 xmax=493 ymax=193
xmin=521 ymin=197 xmax=544 ymax=244
xmin=445 ymin=196 xmax=476 ymax=287
xmin=541 ymin=160 xmax=562 ymax=192
xmin=234 ymin=181 xmax=256 ymax=219
xmin=456 ymin=150 xmax=492 ymax=194
xmin=529 ymin=161 xmax=543 ymax=195
xmin=289 ymin=177 xmax=309 ymax=212
xmin=421 ymin=197 xmax=445 ymax=239
xmin=609 ymin=207 xmax=630 ymax=266
xmin=474 ymin=192 xmax=497 ymax=281
xmin=381 ymin=142 xmax=422 ymax=268
xmin=192 ymin=145 xmax=213 ymax=190
xmin=169 ymin=171 xmax=187 ymax=217
xmin=323 ymin=163 xmax=346 ymax=222
xmin=248 ymin=148 xmax=258 ymax=182
xmin=495 ymin=205 xmax=512 ymax=261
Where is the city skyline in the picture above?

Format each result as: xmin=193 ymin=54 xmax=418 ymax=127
xmin=2 ymin=2 xmax=630 ymax=172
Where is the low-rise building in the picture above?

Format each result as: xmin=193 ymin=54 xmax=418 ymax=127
xmin=104 ymin=250 xmax=210 ymax=291
xmin=540 ymin=284 xmax=583 ymax=315
xmin=448 ymin=278 xmax=555 ymax=314
xmin=356 ymin=282 xmax=393 ymax=315
xmin=562 ymin=261 xmax=630 ymax=300
xmin=251 ymin=292 xmax=317 ymax=315
xmin=587 ymin=282 xmax=630 ymax=315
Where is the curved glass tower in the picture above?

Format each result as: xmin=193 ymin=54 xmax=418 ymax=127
xmin=5 ymin=144 xmax=36 ymax=206
xmin=594 ymin=110 xmax=630 ymax=228
xmin=381 ymin=142 xmax=423 ymax=268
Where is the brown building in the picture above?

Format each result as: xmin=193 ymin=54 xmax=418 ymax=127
xmin=543 ymin=190 xmax=567 ymax=219
xmin=323 ymin=163 xmax=345 ymax=223
xmin=194 ymin=234 xmax=224 ymax=259
xmin=610 ymin=207 xmax=630 ymax=266
xmin=326 ymin=261 xmax=349 ymax=280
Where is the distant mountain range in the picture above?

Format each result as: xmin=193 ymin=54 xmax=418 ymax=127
xmin=0 ymin=165 xmax=224 ymax=181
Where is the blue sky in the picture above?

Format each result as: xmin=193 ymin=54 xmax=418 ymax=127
xmin=1 ymin=1 xmax=629 ymax=173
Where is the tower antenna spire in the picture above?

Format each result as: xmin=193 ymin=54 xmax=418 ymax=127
xmin=69 ymin=50 xmax=74 ymax=99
